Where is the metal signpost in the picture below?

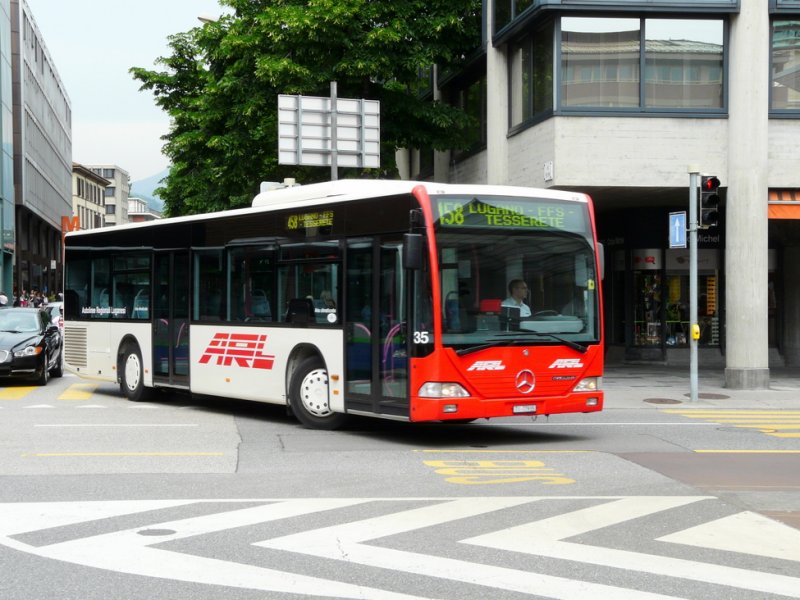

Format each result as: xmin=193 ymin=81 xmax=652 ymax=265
xmin=685 ymin=169 xmax=721 ymax=402
xmin=278 ymin=82 xmax=380 ymax=180
xmin=688 ymin=170 xmax=699 ymax=402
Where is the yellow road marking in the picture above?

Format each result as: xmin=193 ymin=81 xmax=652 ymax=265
xmin=663 ymin=410 xmax=800 ymax=415
xmin=733 ymin=425 xmax=800 ymax=430
xmin=58 ymin=383 xmax=98 ymax=400
xmin=0 ymin=387 xmax=37 ymax=400
xmin=694 ymin=449 xmax=800 ymax=453
xmin=423 ymin=459 xmax=575 ymax=485
xmin=663 ymin=409 xmax=800 ymax=438
xmin=23 ymin=452 xmax=224 ymax=457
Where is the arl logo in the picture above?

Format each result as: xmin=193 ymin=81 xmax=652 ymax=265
xmin=467 ymin=360 xmax=506 ymax=372
xmin=549 ymin=358 xmax=584 ymax=369
xmin=199 ymin=333 xmax=275 ymax=370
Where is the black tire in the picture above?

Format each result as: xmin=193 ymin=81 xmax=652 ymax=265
xmin=289 ymin=356 xmax=349 ymax=430
xmin=35 ymin=354 xmax=49 ymax=386
xmin=119 ymin=343 xmax=149 ymax=402
xmin=49 ymin=348 xmax=64 ymax=378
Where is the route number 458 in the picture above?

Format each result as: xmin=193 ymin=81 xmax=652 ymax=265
xmin=413 ymin=331 xmax=430 ymax=344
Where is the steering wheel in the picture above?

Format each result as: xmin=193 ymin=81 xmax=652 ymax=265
xmin=533 ymin=310 xmax=559 ymax=317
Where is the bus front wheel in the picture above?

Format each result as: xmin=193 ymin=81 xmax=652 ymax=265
xmin=120 ymin=344 xmax=149 ymax=402
xmin=289 ymin=356 xmax=348 ymax=430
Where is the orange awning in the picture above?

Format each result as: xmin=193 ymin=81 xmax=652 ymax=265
xmin=769 ymin=190 xmax=800 ymax=219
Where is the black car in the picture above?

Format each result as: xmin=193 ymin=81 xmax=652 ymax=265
xmin=0 ymin=307 xmax=63 ymax=384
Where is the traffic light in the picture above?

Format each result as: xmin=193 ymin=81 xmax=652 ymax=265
xmin=699 ymin=175 xmax=720 ymax=229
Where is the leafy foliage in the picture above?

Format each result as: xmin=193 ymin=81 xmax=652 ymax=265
xmin=131 ymin=0 xmax=481 ymax=216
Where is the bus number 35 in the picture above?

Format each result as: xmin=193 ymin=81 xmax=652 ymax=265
xmin=413 ymin=331 xmax=431 ymax=344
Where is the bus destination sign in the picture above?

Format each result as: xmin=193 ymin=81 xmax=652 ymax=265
xmin=435 ymin=197 xmax=587 ymax=233
xmin=287 ymin=210 xmax=334 ymax=230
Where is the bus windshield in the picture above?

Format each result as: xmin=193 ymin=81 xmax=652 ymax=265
xmin=433 ymin=194 xmax=600 ymax=352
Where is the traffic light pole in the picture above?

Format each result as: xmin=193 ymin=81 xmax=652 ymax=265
xmin=688 ymin=170 xmax=699 ymax=402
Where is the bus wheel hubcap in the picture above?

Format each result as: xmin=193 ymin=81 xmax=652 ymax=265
xmin=300 ymin=368 xmax=331 ymax=417
xmin=125 ymin=354 xmax=141 ymax=390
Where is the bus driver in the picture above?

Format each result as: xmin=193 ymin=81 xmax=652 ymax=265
xmin=502 ymin=279 xmax=532 ymax=318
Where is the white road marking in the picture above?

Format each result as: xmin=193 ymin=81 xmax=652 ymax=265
xmin=260 ymin=497 xmax=681 ymax=600
xmin=1 ymin=497 xmax=798 ymax=599
xmin=464 ymin=496 xmax=800 ymax=597
xmin=0 ymin=498 xmax=432 ymax=600
xmin=658 ymin=510 xmax=800 ymax=562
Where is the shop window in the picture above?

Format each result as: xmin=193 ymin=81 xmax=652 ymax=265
xmin=634 ymin=271 xmax=662 ymax=347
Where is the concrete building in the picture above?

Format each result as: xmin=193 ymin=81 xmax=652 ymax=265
xmin=88 ymin=164 xmax=129 ymax=226
xmin=0 ymin=0 xmax=14 ymax=297
xmin=10 ymin=0 xmax=71 ymax=297
xmin=71 ymin=163 xmax=107 ymax=231
xmin=399 ymin=0 xmax=800 ymax=388
xmin=127 ymin=196 xmax=161 ymax=223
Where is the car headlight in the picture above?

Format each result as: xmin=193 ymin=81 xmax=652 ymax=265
xmin=418 ymin=382 xmax=470 ymax=398
xmin=14 ymin=346 xmax=43 ymax=357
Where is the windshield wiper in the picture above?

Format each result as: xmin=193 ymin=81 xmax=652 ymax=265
xmin=493 ymin=332 xmax=588 ymax=354
xmin=455 ymin=343 xmax=496 ymax=356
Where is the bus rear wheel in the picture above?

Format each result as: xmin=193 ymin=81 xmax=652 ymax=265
xmin=289 ymin=356 xmax=348 ymax=430
xmin=120 ymin=343 xmax=149 ymax=402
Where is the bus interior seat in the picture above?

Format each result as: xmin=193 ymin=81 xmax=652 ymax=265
xmin=251 ymin=289 xmax=271 ymax=319
xmin=286 ymin=298 xmax=314 ymax=323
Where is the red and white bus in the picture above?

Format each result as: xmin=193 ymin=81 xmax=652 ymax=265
xmin=63 ymin=180 xmax=604 ymax=429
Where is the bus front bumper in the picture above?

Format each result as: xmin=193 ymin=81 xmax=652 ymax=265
xmin=410 ymin=391 xmax=604 ymax=422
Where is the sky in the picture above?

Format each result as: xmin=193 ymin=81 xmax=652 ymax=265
xmin=26 ymin=0 xmax=228 ymax=183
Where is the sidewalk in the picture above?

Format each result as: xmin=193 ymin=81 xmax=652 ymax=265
xmin=603 ymin=365 xmax=800 ymax=409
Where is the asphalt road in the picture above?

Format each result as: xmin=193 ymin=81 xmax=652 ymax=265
xmin=0 ymin=373 xmax=799 ymax=600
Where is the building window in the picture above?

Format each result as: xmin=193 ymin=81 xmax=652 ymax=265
xmin=105 ymin=186 xmax=115 ymax=197
xmin=559 ymin=17 xmax=724 ymax=112
xmin=561 ymin=17 xmax=641 ymax=108
xmin=102 ymin=168 xmax=115 ymax=179
xmin=448 ymin=74 xmax=487 ymax=159
xmin=510 ymin=20 xmax=554 ymax=127
xmin=771 ymin=20 xmax=800 ymax=111
xmin=645 ymin=19 xmax=723 ymax=109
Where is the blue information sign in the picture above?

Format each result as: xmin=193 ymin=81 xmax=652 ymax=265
xmin=669 ymin=212 xmax=687 ymax=248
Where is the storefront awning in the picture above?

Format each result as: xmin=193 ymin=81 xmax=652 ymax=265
xmin=769 ymin=189 xmax=800 ymax=219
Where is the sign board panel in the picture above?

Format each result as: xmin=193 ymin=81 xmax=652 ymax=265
xmin=278 ymin=94 xmax=380 ymax=168
xmin=669 ymin=211 xmax=687 ymax=248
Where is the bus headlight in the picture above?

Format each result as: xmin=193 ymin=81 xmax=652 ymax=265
xmin=418 ymin=382 xmax=470 ymax=398
xmin=573 ymin=377 xmax=599 ymax=392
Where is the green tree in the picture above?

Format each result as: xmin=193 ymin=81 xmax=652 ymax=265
xmin=131 ymin=0 xmax=482 ymax=216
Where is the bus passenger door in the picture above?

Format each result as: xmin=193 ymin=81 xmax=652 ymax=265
xmin=152 ymin=251 xmax=190 ymax=388
xmin=345 ymin=238 xmax=408 ymax=418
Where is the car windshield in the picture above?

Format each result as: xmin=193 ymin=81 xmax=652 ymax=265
xmin=0 ymin=312 xmax=40 ymax=332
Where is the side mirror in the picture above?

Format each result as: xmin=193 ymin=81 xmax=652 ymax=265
xmin=403 ymin=233 xmax=424 ymax=270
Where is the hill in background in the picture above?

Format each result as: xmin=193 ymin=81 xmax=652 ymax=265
xmin=130 ymin=168 xmax=168 ymax=213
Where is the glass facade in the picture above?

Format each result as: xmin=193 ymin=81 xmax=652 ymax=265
xmin=507 ymin=15 xmax=725 ymax=132
xmin=561 ymin=17 xmax=724 ymax=111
